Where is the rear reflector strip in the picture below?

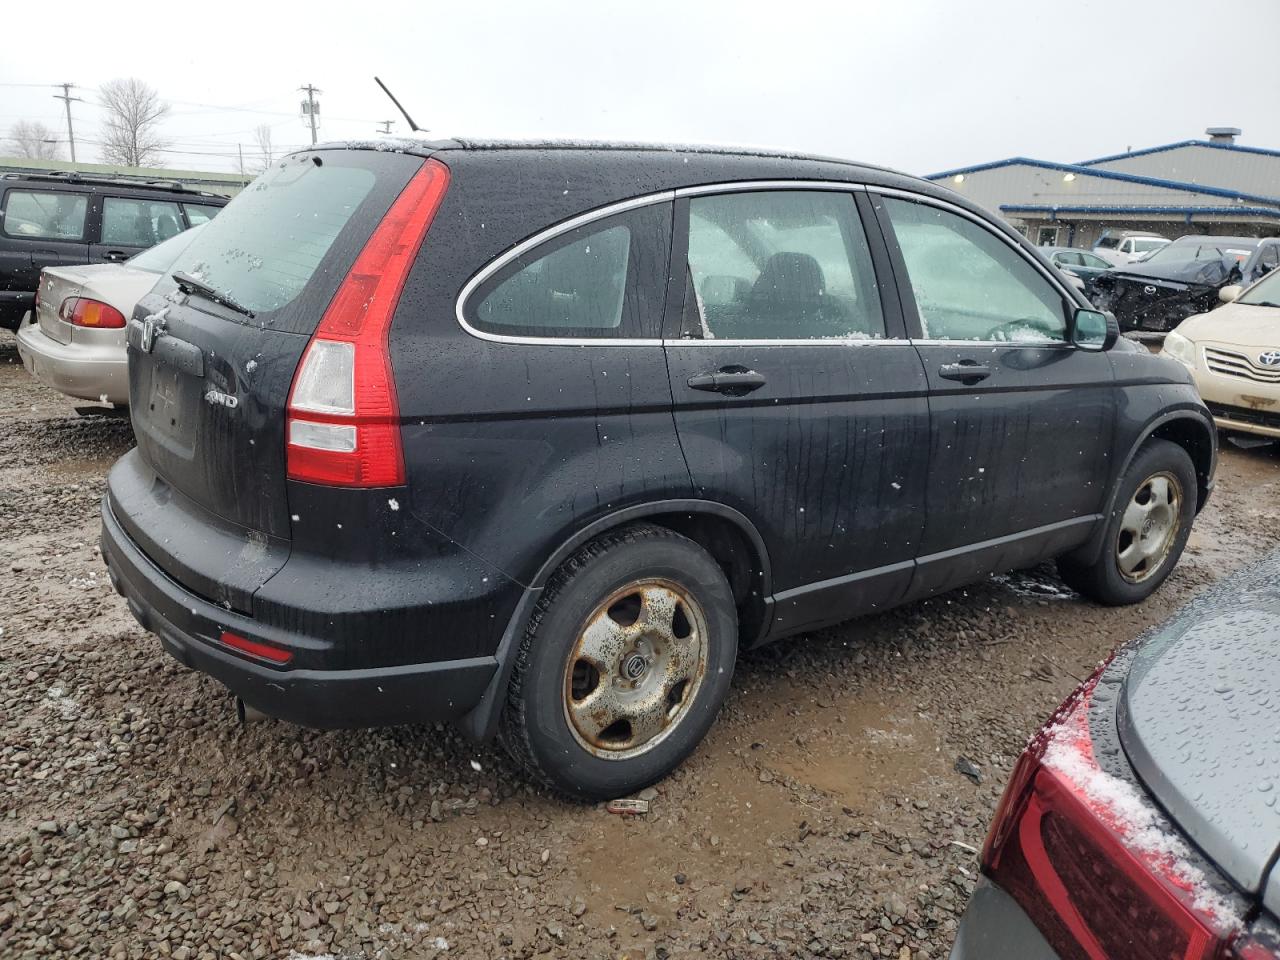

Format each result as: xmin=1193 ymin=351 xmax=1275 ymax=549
xmin=218 ymin=630 xmax=293 ymax=665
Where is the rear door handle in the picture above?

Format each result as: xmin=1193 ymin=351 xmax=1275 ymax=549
xmin=687 ymin=367 xmax=767 ymax=396
xmin=939 ymin=361 xmax=992 ymax=384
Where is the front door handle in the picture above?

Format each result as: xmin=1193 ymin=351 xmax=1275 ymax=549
xmin=103 ymin=250 xmax=130 ymax=262
xmin=687 ymin=366 xmax=767 ymax=396
xmin=939 ymin=361 xmax=992 ymax=385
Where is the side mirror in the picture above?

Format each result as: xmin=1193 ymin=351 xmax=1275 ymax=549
xmin=1219 ymin=285 xmax=1242 ymax=303
xmin=1071 ymin=307 xmax=1118 ymax=351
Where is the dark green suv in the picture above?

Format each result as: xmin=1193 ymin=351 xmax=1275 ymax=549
xmin=0 ymin=172 xmax=227 ymax=330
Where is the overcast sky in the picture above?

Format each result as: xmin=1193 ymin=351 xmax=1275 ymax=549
xmin=3 ymin=0 xmax=1278 ymax=178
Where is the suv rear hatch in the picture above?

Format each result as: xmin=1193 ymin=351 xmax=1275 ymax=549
xmin=1119 ymin=574 xmax=1280 ymax=903
xmin=116 ymin=149 xmax=430 ymax=607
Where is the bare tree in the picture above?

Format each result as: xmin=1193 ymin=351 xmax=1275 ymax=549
xmin=253 ymin=124 xmax=275 ymax=173
xmin=8 ymin=120 xmax=63 ymax=160
xmin=98 ymin=78 xmax=169 ymax=167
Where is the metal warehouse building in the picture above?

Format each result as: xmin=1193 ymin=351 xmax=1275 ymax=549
xmin=927 ymin=128 xmax=1280 ymax=250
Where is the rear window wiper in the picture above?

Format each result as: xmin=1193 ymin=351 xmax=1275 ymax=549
xmin=172 ymin=270 xmax=256 ymax=320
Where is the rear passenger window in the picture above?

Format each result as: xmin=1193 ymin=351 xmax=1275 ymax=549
xmin=102 ymin=198 xmax=184 ymax=247
xmin=685 ymin=191 xmax=885 ymax=340
xmin=182 ymin=203 xmax=222 ymax=226
xmin=882 ymin=197 xmax=1067 ymax=343
xmin=2 ymin=190 xmax=87 ymax=241
xmin=467 ymin=204 xmax=670 ymax=339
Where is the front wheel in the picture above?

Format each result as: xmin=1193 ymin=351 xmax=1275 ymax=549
xmin=1058 ymin=439 xmax=1197 ymax=605
xmin=500 ymin=524 xmax=738 ymax=799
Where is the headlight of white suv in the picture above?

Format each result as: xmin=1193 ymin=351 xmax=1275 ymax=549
xmin=1161 ymin=331 xmax=1197 ymax=367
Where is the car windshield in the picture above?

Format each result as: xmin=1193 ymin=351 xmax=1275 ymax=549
xmin=1142 ymin=241 xmax=1255 ymax=267
xmin=126 ymin=223 xmax=206 ymax=274
xmin=1238 ymin=269 xmax=1280 ymax=307
xmin=1131 ymin=238 xmax=1167 ymax=253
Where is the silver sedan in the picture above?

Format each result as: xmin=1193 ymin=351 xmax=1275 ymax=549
xmin=16 ymin=225 xmax=203 ymax=406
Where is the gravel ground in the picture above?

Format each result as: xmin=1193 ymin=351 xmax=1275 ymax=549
xmin=3 ymin=329 xmax=1279 ymax=960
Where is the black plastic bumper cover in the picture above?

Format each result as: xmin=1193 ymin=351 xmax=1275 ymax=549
xmin=100 ymin=496 xmax=498 ymax=729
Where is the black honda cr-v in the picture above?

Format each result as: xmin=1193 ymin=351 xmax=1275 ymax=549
xmin=101 ymin=140 xmax=1216 ymax=799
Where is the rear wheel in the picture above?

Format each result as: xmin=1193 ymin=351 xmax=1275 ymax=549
xmin=1058 ymin=439 xmax=1196 ymax=605
xmin=500 ymin=524 xmax=737 ymax=800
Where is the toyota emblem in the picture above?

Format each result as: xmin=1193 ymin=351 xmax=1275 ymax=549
xmin=1260 ymin=350 xmax=1280 ymax=367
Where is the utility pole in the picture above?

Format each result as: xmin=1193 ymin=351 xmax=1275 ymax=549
xmin=299 ymin=84 xmax=321 ymax=146
xmin=377 ymin=120 xmax=395 ymax=135
xmin=237 ymin=143 xmax=245 ymax=179
xmin=52 ymin=82 xmax=82 ymax=162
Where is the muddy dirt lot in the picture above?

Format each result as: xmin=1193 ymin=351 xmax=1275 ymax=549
xmin=3 ymin=330 xmax=1279 ymax=960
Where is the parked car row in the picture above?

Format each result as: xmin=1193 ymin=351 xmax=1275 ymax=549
xmin=15 ymin=225 xmax=206 ymax=405
xmin=1090 ymin=234 xmax=1280 ymax=332
xmin=0 ymin=172 xmax=228 ymax=331
xmin=5 ymin=140 xmax=1277 ymax=956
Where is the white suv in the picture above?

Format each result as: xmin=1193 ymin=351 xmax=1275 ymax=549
xmin=1092 ymin=232 xmax=1170 ymax=266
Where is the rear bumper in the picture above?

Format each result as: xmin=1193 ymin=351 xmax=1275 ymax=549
xmin=950 ymin=877 xmax=1061 ymax=960
xmin=15 ymin=320 xmax=128 ymax=404
xmin=100 ymin=493 xmax=500 ymax=728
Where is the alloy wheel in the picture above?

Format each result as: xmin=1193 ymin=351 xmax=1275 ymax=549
xmin=562 ymin=579 xmax=709 ymax=760
xmin=1116 ymin=470 xmax=1183 ymax=584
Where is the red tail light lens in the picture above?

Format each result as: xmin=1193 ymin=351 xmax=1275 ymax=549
xmin=983 ymin=671 xmax=1247 ymax=960
xmin=217 ymin=630 xmax=293 ymax=665
xmin=286 ymin=158 xmax=450 ymax=487
xmin=59 ymin=297 xmax=127 ymax=329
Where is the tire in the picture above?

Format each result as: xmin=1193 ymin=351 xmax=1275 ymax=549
xmin=499 ymin=523 xmax=738 ymax=800
xmin=1058 ymin=439 xmax=1196 ymax=606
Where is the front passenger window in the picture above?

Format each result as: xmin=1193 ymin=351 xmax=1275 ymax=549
xmin=882 ymin=197 xmax=1068 ymax=343
xmin=685 ymin=191 xmax=885 ymax=340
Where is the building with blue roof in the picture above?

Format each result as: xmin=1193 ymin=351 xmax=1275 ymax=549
xmin=925 ymin=128 xmax=1280 ymax=250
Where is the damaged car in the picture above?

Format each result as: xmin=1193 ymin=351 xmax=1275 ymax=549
xmin=1088 ymin=235 xmax=1280 ymax=332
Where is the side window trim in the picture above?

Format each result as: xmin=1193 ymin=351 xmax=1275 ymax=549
xmin=865 ymin=186 xmax=1078 ymax=344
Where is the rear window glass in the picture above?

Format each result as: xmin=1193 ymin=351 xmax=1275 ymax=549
xmin=128 ymin=223 xmax=204 ymax=273
xmin=165 ymin=157 xmax=378 ymax=315
xmin=2 ymin=189 xmax=87 ymax=241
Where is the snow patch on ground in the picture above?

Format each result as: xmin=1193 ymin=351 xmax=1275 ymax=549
xmin=991 ymin=570 xmax=1076 ymax=601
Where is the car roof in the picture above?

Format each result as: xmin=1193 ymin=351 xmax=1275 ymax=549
xmin=1168 ymin=235 xmax=1263 ymax=247
xmin=306 ymin=136 xmax=945 ymax=187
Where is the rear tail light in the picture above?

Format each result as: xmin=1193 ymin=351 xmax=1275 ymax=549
xmin=983 ymin=667 xmax=1249 ymax=960
xmin=217 ymin=630 xmax=293 ymax=665
xmin=286 ymin=158 xmax=450 ymax=487
xmin=59 ymin=297 xmax=127 ymax=329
